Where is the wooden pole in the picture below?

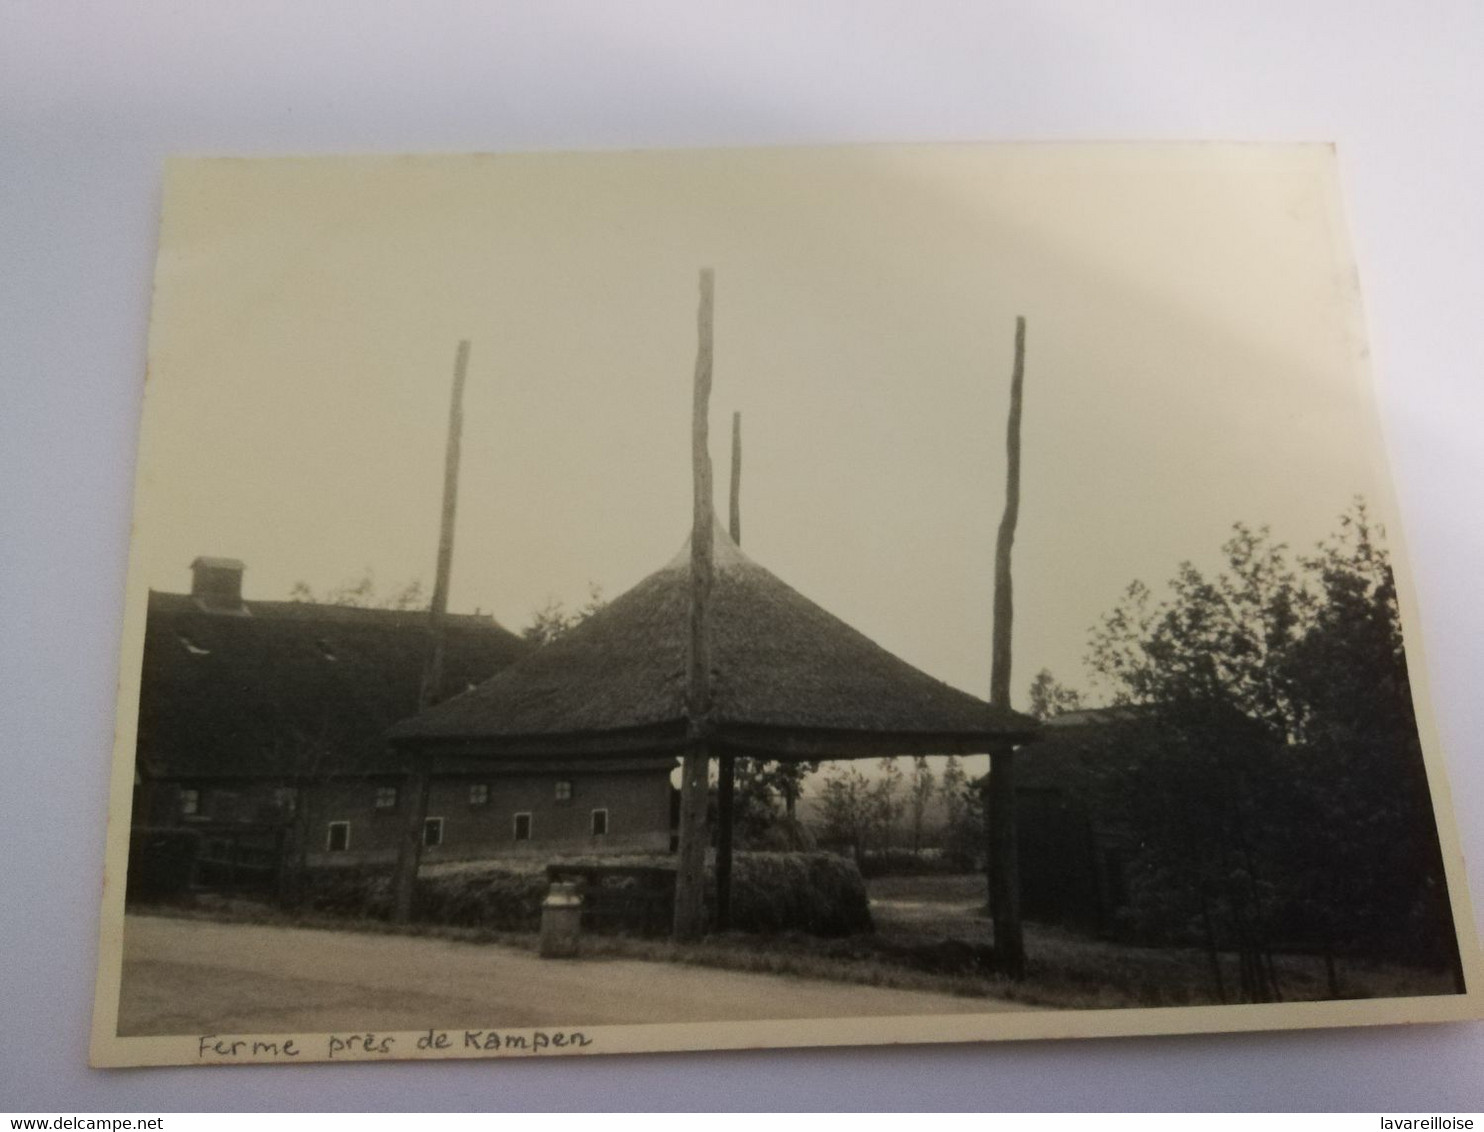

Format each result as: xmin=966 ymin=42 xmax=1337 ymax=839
xmin=715 ymin=411 xmax=742 ymax=930
xmin=392 ymin=338 xmax=470 ymax=924
xmin=987 ymin=316 xmax=1026 ymax=978
xmin=729 ymin=410 xmax=742 ymax=547
xmin=421 ymin=337 xmax=471 ymax=713
xmin=673 ymin=269 xmax=715 ymax=941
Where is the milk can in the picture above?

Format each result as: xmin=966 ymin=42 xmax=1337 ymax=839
xmin=539 ymin=880 xmax=583 ymax=958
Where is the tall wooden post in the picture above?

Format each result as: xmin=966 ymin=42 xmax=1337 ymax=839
xmin=674 ymin=269 xmax=715 ymax=941
xmin=392 ymin=338 xmax=470 ymax=924
xmin=987 ymin=316 xmax=1026 ymax=978
xmin=729 ymin=410 xmax=742 ymax=547
xmin=715 ymin=411 xmax=742 ymax=930
xmin=420 ymin=337 xmax=471 ymax=714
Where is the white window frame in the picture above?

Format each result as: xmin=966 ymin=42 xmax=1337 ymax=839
xmin=468 ymin=783 xmax=489 ymax=806
xmin=179 ymin=788 xmax=200 ymax=816
xmin=554 ymin=779 xmax=573 ymax=802
xmin=423 ymin=816 xmax=444 ymax=849
xmin=326 ymin=821 xmax=351 ymax=852
xmin=590 ymin=808 xmax=609 ymax=836
xmin=513 ymin=812 xmax=532 ymax=841
xmin=374 ymin=785 xmax=398 ymax=810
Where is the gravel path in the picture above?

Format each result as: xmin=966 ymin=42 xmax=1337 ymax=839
xmin=118 ymin=914 xmax=1030 ymax=1036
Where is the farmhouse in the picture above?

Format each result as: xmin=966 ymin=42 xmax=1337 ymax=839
xmin=130 ymin=556 xmax=675 ymax=877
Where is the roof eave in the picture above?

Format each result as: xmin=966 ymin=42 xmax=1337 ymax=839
xmin=712 ymin=719 xmax=1042 ymax=761
xmin=390 ymin=714 xmax=1042 ymax=762
xmin=388 ymin=719 xmax=690 ymax=759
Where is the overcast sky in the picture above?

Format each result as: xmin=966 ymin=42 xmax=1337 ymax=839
xmin=131 ymin=144 xmax=1380 ymax=714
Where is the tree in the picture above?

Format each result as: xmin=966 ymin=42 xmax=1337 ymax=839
xmin=1276 ymin=503 xmax=1458 ymax=974
xmin=814 ymin=760 xmax=906 ymax=866
xmin=290 ymin=572 xmax=427 ymax=610
xmin=816 ymin=764 xmax=877 ymax=866
xmin=939 ymin=755 xmax=982 ymax=869
xmin=737 ymin=758 xmax=821 ymax=827
xmin=1027 ymin=669 xmax=1083 ymax=720
xmin=521 ymin=583 xmax=606 ymax=645
xmin=724 ymin=758 xmax=817 ymax=849
xmin=1086 ymin=522 xmax=1304 ymax=1000
xmin=1088 ymin=521 xmax=1310 ymax=737
xmin=874 ymin=757 xmax=905 ymax=853
xmin=729 ymin=757 xmax=783 ymax=845
xmin=908 ymin=756 xmax=936 ymax=853
xmin=1085 ymin=502 xmax=1458 ymax=998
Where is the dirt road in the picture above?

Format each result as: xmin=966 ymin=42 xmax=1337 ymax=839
xmin=118 ymin=914 xmax=1028 ymax=1036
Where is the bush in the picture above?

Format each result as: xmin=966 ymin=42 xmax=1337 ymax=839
xmin=298 ymin=863 xmax=393 ymax=918
xmin=293 ymin=851 xmax=873 ymax=938
xmin=126 ymin=827 xmax=203 ymax=902
xmin=726 ymin=851 xmax=873 ymax=936
xmin=418 ymin=861 xmax=547 ymax=931
xmin=297 ymin=860 xmax=547 ymax=931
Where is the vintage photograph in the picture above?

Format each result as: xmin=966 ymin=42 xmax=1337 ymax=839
xmin=91 ymin=144 xmax=1481 ymax=1067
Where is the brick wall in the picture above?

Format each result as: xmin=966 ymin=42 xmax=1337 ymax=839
xmin=305 ymin=766 xmax=674 ymax=866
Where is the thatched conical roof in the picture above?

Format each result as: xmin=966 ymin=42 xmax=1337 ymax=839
xmin=390 ymin=521 xmax=1038 ymax=760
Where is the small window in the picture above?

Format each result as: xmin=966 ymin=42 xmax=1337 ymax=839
xmin=326 ymin=821 xmax=350 ymax=852
xmin=468 ymin=783 xmax=489 ymax=806
xmin=423 ymin=817 xmax=444 ymax=848
xmin=590 ymin=808 xmax=609 ymax=836
xmin=180 ymin=788 xmax=200 ymax=816
xmin=374 ymin=786 xmax=398 ymax=809
xmin=513 ymin=812 xmax=532 ymax=841
xmin=273 ymin=787 xmax=297 ymax=815
xmin=554 ymin=780 xmax=573 ymax=802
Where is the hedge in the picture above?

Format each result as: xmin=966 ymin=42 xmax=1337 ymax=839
xmin=293 ymin=850 xmax=872 ymax=937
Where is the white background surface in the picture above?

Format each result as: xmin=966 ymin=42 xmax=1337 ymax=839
xmin=3 ymin=1 xmax=1482 ymax=1112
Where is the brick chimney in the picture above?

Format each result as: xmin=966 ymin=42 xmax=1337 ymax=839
xmin=190 ymin=557 xmax=246 ymax=613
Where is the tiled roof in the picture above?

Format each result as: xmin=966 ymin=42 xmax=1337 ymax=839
xmin=137 ymin=591 xmax=530 ymax=779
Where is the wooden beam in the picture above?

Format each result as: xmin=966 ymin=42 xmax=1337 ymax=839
xmin=715 ymin=410 xmax=742 ymax=931
xmin=987 ymin=316 xmax=1027 ymax=979
xmin=712 ymin=725 xmax=1034 ymax=761
xmin=390 ymin=720 xmax=691 ymax=759
xmin=392 ymin=338 xmax=470 ymax=925
xmin=405 ymin=754 xmax=680 ymax=776
xmin=674 ymin=269 xmax=715 ymax=941
xmin=395 ymin=715 xmax=1038 ymax=762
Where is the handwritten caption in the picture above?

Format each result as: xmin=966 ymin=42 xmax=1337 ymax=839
xmin=197 ymin=1028 xmax=594 ymax=1062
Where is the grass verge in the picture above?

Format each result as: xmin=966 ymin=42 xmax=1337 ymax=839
xmin=130 ymin=871 xmax=1457 ymax=1012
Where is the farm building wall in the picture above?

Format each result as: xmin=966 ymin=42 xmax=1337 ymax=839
xmin=133 ymin=777 xmax=298 ymax=829
xmin=303 ymin=766 xmax=675 ymax=866
xmin=134 ymin=765 xmax=675 ymax=873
